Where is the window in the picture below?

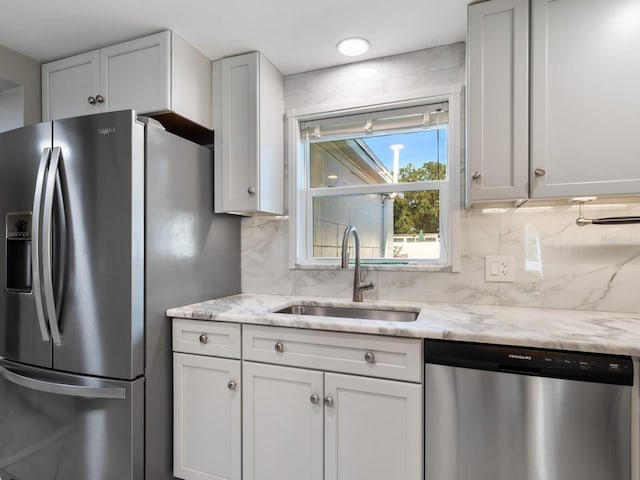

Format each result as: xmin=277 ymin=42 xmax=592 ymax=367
xmin=289 ymin=93 xmax=461 ymax=270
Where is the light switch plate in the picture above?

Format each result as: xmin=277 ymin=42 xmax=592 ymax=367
xmin=485 ymin=255 xmax=514 ymax=282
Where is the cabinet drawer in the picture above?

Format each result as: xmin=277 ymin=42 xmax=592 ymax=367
xmin=243 ymin=325 xmax=422 ymax=383
xmin=172 ymin=318 xmax=241 ymax=359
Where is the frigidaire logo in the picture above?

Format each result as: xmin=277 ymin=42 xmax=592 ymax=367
xmin=98 ymin=127 xmax=116 ymax=135
xmin=509 ymin=353 xmax=532 ymax=361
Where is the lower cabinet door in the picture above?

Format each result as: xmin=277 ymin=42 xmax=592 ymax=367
xmin=242 ymin=362 xmax=323 ymax=480
xmin=324 ymin=372 xmax=423 ymax=480
xmin=173 ymin=353 xmax=241 ymax=480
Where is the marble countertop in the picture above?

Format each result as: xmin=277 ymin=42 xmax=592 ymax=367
xmin=166 ymin=294 xmax=640 ymax=357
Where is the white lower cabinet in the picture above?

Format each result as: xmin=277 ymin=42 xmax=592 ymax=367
xmin=172 ymin=319 xmax=242 ymax=480
xmin=243 ymin=362 xmax=422 ymax=480
xmin=173 ymin=353 xmax=241 ymax=480
xmin=324 ymin=372 xmax=422 ymax=480
xmin=173 ymin=320 xmax=423 ymax=480
xmin=242 ymin=362 xmax=324 ymax=480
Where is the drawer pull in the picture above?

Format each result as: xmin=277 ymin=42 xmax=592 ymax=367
xmin=324 ymin=396 xmax=334 ymax=407
xmin=274 ymin=342 xmax=285 ymax=353
xmin=199 ymin=334 xmax=208 ymax=344
xmin=227 ymin=380 xmax=237 ymax=391
xmin=364 ymin=351 xmax=376 ymax=363
xmin=310 ymin=394 xmax=320 ymax=405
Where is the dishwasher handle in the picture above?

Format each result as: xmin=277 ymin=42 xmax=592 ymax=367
xmin=498 ymin=364 xmax=542 ymax=376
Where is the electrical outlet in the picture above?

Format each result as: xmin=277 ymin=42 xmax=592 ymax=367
xmin=485 ymin=255 xmax=515 ymax=282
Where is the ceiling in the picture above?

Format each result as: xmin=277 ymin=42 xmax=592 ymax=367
xmin=0 ymin=0 xmax=471 ymax=75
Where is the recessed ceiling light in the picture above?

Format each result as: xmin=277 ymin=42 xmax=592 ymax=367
xmin=337 ymin=37 xmax=370 ymax=57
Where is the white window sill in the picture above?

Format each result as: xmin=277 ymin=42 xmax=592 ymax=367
xmin=293 ymin=262 xmax=453 ymax=273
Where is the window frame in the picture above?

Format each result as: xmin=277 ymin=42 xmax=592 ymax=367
xmin=287 ymin=85 xmax=462 ymax=272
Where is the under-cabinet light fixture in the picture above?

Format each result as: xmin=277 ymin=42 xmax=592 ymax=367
xmin=337 ymin=37 xmax=370 ymax=57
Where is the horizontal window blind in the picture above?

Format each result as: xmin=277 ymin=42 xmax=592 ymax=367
xmin=300 ymin=103 xmax=449 ymax=141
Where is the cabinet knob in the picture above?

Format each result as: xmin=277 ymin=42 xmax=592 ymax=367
xmin=274 ymin=341 xmax=285 ymax=353
xmin=227 ymin=380 xmax=237 ymax=391
xmin=199 ymin=334 xmax=208 ymax=344
xmin=310 ymin=394 xmax=320 ymax=405
xmin=364 ymin=351 xmax=376 ymax=364
xmin=534 ymin=168 xmax=546 ymax=177
xmin=95 ymin=94 xmax=105 ymax=104
xmin=87 ymin=96 xmax=96 ymax=105
xmin=472 ymin=171 xmax=481 ymax=180
xmin=247 ymin=186 xmax=256 ymax=195
xmin=324 ymin=396 xmax=334 ymax=407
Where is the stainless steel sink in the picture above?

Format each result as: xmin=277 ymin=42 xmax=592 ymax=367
xmin=274 ymin=304 xmax=418 ymax=322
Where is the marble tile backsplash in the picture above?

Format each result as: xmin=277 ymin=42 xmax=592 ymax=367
xmin=240 ymin=42 xmax=640 ymax=314
xmin=241 ymin=203 xmax=640 ymax=313
xmin=284 ymin=42 xmax=466 ymax=111
xmin=497 ymin=204 xmax=640 ymax=313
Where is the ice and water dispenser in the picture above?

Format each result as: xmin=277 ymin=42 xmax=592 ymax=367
xmin=5 ymin=212 xmax=32 ymax=293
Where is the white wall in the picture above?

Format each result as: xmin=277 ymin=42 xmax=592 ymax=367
xmin=241 ymin=42 xmax=640 ymax=314
xmin=0 ymin=44 xmax=41 ymax=126
xmin=0 ymin=85 xmax=24 ymax=132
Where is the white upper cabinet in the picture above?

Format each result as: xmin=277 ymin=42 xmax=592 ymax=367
xmin=467 ymin=0 xmax=640 ymax=203
xmin=213 ymin=52 xmax=284 ymax=215
xmin=99 ymin=33 xmax=171 ymax=116
xmin=467 ymin=0 xmax=529 ymax=203
xmin=42 ymin=31 xmax=212 ymax=130
xmin=530 ymin=0 xmax=640 ymax=199
xmin=42 ymin=50 xmax=100 ymax=121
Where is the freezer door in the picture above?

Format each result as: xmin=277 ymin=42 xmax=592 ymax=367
xmin=50 ymin=111 xmax=144 ymax=380
xmin=0 ymin=359 xmax=143 ymax=480
xmin=0 ymin=122 xmax=53 ymax=368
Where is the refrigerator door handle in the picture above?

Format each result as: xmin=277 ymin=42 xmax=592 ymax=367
xmin=54 ymin=165 xmax=67 ymax=315
xmin=0 ymin=363 xmax=126 ymax=399
xmin=42 ymin=146 xmax=63 ymax=345
xmin=31 ymin=147 xmax=52 ymax=342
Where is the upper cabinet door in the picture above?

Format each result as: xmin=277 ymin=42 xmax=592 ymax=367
xmin=42 ymin=51 xmax=100 ymax=121
xmin=467 ymin=0 xmax=529 ymax=203
xmin=99 ymin=31 xmax=171 ymax=115
xmin=219 ymin=53 xmax=260 ymax=213
xmin=214 ymin=52 xmax=284 ymax=215
xmin=530 ymin=0 xmax=640 ymax=199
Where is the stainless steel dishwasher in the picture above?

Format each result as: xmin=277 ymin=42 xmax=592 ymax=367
xmin=424 ymin=339 xmax=633 ymax=480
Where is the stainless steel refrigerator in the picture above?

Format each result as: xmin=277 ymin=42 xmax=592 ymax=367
xmin=0 ymin=110 xmax=241 ymax=480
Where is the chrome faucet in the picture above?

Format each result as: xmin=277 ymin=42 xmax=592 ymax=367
xmin=340 ymin=225 xmax=375 ymax=302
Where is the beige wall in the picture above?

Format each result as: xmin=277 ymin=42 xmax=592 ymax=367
xmin=0 ymin=44 xmax=41 ymax=126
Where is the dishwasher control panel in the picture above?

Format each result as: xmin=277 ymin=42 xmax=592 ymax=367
xmin=425 ymin=339 xmax=633 ymax=386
